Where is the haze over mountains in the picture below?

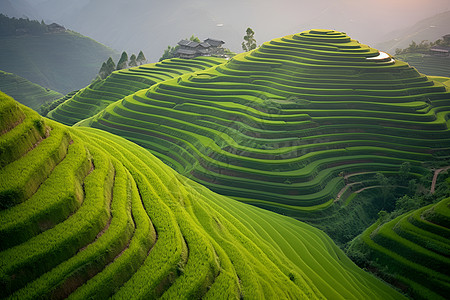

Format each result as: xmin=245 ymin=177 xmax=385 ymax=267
xmin=3 ymin=0 xmax=450 ymax=61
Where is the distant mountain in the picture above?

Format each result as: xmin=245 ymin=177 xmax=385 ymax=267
xmin=18 ymin=0 xmax=450 ymax=62
xmin=375 ymin=10 xmax=450 ymax=53
xmin=0 ymin=15 xmax=116 ymax=94
xmin=0 ymin=70 xmax=62 ymax=112
xmin=0 ymin=0 xmax=40 ymax=20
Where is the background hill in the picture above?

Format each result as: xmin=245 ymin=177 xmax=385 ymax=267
xmin=0 ymin=14 xmax=116 ymax=94
xmin=375 ymin=10 xmax=450 ymax=53
xmin=0 ymin=92 xmax=404 ymax=299
xmin=6 ymin=0 xmax=450 ymax=62
xmin=0 ymin=70 xmax=62 ymax=112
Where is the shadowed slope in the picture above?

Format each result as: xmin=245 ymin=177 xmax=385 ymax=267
xmin=0 ymin=70 xmax=63 ymax=112
xmin=81 ymin=29 xmax=450 ymax=221
xmin=0 ymin=92 xmax=404 ymax=299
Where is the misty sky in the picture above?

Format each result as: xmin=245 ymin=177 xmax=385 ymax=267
xmin=3 ymin=0 xmax=450 ymax=61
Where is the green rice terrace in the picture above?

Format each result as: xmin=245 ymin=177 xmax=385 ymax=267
xmin=78 ymin=29 xmax=450 ymax=234
xmin=0 ymin=92 xmax=407 ymax=299
xmin=0 ymin=70 xmax=63 ymax=112
xmin=48 ymin=57 xmax=225 ymax=126
xmin=347 ymin=192 xmax=450 ymax=299
xmin=396 ymin=53 xmax=450 ymax=78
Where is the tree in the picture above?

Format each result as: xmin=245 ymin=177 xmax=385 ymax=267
xmin=189 ymin=35 xmax=200 ymax=42
xmin=116 ymin=51 xmax=128 ymax=70
xmin=242 ymin=27 xmax=257 ymax=52
xmin=98 ymin=62 xmax=108 ymax=79
xmin=106 ymin=57 xmax=116 ymax=75
xmin=129 ymin=54 xmax=137 ymax=67
xmin=137 ymin=51 xmax=146 ymax=65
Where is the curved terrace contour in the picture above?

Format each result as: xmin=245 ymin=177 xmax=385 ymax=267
xmin=82 ymin=29 xmax=450 ymax=218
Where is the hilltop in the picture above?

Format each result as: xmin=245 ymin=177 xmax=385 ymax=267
xmin=0 ymin=69 xmax=62 ymax=112
xmin=0 ymin=14 xmax=116 ymax=94
xmin=0 ymin=92 xmax=405 ymax=299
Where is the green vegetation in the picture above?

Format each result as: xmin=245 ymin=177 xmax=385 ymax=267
xmin=347 ymin=174 xmax=450 ymax=299
xmin=47 ymin=56 xmax=226 ymax=125
xmin=81 ymin=30 xmax=450 ymax=246
xmin=0 ymin=92 xmax=405 ymax=299
xmin=0 ymin=14 xmax=116 ymax=94
xmin=242 ymin=27 xmax=257 ymax=52
xmin=0 ymin=70 xmax=62 ymax=112
xmin=394 ymin=36 xmax=450 ymax=77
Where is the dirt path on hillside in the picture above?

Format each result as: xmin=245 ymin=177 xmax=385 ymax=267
xmin=430 ymin=166 xmax=450 ymax=194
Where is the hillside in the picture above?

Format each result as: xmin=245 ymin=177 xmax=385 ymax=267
xmin=0 ymin=92 xmax=405 ymax=299
xmin=347 ymin=192 xmax=450 ymax=299
xmin=79 ymin=30 xmax=450 ymax=243
xmin=48 ymin=57 xmax=226 ymax=125
xmin=0 ymin=15 xmax=116 ymax=94
xmin=0 ymin=70 xmax=62 ymax=112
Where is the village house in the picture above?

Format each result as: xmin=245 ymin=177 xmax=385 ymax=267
xmin=176 ymin=38 xmax=225 ymax=59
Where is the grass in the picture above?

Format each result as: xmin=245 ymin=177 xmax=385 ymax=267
xmin=0 ymin=91 xmax=406 ymax=299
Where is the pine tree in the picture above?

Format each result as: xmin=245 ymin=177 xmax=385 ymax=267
xmin=129 ymin=54 xmax=137 ymax=67
xmin=106 ymin=57 xmax=116 ymax=75
xmin=137 ymin=51 xmax=146 ymax=65
xmin=99 ymin=62 xmax=108 ymax=79
xmin=116 ymin=51 xmax=128 ymax=70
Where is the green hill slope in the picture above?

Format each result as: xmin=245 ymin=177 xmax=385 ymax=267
xmin=0 ymin=21 xmax=116 ymax=94
xmin=347 ymin=193 xmax=450 ymax=299
xmin=0 ymin=70 xmax=62 ymax=112
xmin=48 ymin=57 xmax=226 ymax=125
xmin=0 ymin=92 xmax=405 ymax=299
xmin=80 ymin=30 xmax=450 ymax=228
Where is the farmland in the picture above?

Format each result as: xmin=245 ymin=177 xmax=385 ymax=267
xmin=78 ymin=30 xmax=450 ymax=229
xmin=0 ymin=70 xmax=62 ymax=112
xmin=0 ymin=92 xmax=406 ymax=299
xmin=48 ymin=57 xmax=226 ymax=125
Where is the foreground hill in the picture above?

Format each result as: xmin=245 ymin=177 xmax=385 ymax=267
xmin=48 ymin=57 xmax=226 ymax=125
xmin=347 ymin=193 xmax=450 ymax=299
xmin=0 ymin=14 xmax=116 ymax=94
xmin=0 ymin=70 xmax=62 ymax=112
xmin=80 ymin=30 xmax=450 ymax=232
xmin=0 ymin=92 xmax=404 ymax=299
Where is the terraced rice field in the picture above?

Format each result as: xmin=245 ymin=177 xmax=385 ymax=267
xmin=348 ymin=194 xmax=450 ymax=299
xmin=0 ymin=70 xmax=63 ymax=112
xmin=48 ymin=57 xmax=225 ymax=126
xmin=82 ymin=29 xmax=450 ymax=218
xmin=397 ymin=54 xmax=450 ymax=78
xmin=0 ymin=92 xmax=407 ymax=299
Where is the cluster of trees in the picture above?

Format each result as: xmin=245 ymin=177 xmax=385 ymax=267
xmin=371 ymin=162 xmax=449 ymax=225
xmin=98 ymin=51 xmax=146 ymax=79
xmin=0 ymin=13 xmax=48 ymax=36
xmin=395 ymin=35 xmax=450 ymax=55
